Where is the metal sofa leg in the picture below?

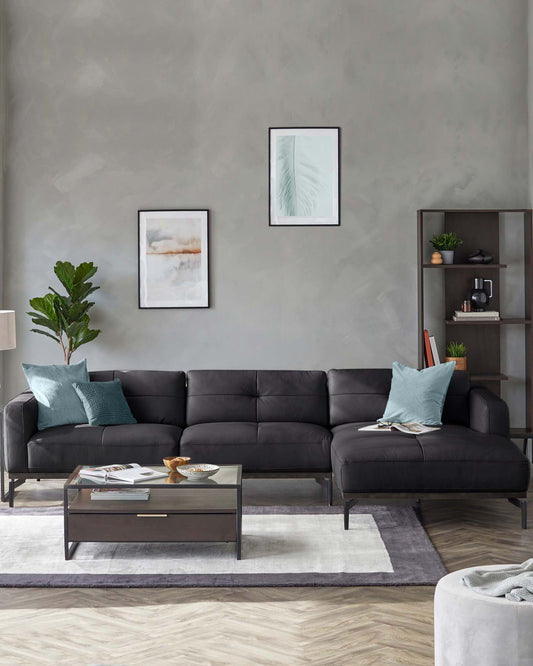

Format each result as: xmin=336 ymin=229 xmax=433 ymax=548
xmin=508 ymin=498 xmax=528 ymax=529
xmin=327 ymin=475 xmax=333 ymax=506
xmin=5 ymin=479 xmax=26 ymax=508
xmin=344 ymin=499 xmax=356 ymax=530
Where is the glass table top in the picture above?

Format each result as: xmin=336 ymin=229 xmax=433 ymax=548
xmin=66 ymin=465 xmax=242 ymax=489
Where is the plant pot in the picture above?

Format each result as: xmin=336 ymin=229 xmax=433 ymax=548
xmin=445 ymin=356 xmax=467 ymax=371
xmin=440 ymin=250 xmax=455 ymax=264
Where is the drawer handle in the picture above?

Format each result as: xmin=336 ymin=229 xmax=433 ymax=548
xmin=136 ymin=513 xmax=168 ymax=518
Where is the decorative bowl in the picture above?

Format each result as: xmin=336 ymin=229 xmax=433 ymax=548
xmin=163 ymin=456 xmax=191 ymax=471
xmin=177 ymin=464 xmax=220 ymax=480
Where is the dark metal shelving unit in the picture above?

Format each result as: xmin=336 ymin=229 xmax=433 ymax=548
xmin=417 ymin=208 xmax=533 ymax=439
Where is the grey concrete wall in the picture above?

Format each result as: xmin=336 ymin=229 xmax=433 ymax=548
xmin=2 ymin=0 xmax=529 ymax=398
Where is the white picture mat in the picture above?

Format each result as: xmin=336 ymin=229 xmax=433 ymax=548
xmin=270 ymin=128 xmax=339 ymax=226
xmin=139 ymin=210 xmax=208 ymax=308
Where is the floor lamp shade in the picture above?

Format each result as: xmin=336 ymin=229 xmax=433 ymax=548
xmin=0 ymin=311 xmax=16 ymax=350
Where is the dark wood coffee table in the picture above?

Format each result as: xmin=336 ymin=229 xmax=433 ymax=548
xmin=63 ymin=465 xmax=242 ymax=560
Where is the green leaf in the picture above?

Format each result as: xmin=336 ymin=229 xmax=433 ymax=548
xmin=28 ymin=316 xmax=60 ymax=333
xmin=70 ymin=282 xmax=100 ymax=302
xmin=70 ymin=328 xmax=100 ymax=351
xmin=30 ymin=329 xmax=62 ymax=343
xmin=74 ymin=262 xmax=97 ymax=284
xmin=54 ymin=261 xmax=76 ymax=293
xmin=29 ymin=294 xmax=60 ymax=322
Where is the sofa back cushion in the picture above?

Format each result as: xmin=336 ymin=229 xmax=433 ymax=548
xmin=89 ymin=370 xmax=186 ymax=427
xmin=327 ymin=368 xmax=470 ymax=427
xmin=186 ymin=370 xmax=329 ymax=426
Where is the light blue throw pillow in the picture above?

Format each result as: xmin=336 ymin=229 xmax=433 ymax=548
xmin=73 ymin=379 xmax=137 ymax=426
xmin=380 ymin=361 xmax=456 ymax=426
xmin=22 ymin=359 xmax=89 ymax=430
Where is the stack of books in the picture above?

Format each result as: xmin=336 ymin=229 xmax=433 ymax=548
xmin=453 ymin=310 xmax=500 ymax=322
xmin=90 ymin=488 xmax=151 ymax=501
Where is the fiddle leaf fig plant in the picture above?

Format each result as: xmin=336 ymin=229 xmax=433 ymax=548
xmin=27 ymin=261 xmax=101 ymax=364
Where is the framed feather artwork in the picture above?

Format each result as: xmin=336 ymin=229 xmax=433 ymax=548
xmin=269 ymin=127 xmax=340 ymax=226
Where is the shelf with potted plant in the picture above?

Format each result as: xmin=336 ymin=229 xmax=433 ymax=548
xmin=417 ymin=208 xmax=533 ymax=440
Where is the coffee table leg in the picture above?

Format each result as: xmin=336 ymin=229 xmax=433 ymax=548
xmin=65 ymin=541 xmax=79 ymax=560
xmin=236 ymin=485 xmax=242 ymax=560
xmin=63 ymin=486 xmax=80 ymax=560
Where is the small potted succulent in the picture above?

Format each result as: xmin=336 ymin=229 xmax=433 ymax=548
xmin=445 ymin=341 xmax=467 ymax=371
xmin=430 ymin=232 xmax=463 ymax=265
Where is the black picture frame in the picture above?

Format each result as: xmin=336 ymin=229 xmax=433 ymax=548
xmin=138 ymin=209 xmax=210 ymax=309
xmin=269 ymin=127 xmax=341 ymax=227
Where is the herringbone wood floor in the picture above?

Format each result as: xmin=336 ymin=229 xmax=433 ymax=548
xmin=0 ymin=475 xmax=531 ymax=665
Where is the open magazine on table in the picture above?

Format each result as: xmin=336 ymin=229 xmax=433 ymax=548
xmin=358 ymin=422 xmax=440 ymax=435
xmin=78 ymin=463 xmax=167 ymax=484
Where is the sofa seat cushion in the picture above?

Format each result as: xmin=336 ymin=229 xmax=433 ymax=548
xmin=180 ymin=422 xmax=332 ymax=472
xmin=331 ymin=423 xmax=530 ymax=493
xmin=27 ymin=423 xmax=182 ymax=473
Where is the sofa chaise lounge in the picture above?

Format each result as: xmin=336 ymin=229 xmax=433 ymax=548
xmin=2 ymin=368 xmax=530 ymax=527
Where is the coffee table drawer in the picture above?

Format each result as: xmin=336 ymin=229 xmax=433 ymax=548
xmin=68 ymin=512 xmax=237 ymax=542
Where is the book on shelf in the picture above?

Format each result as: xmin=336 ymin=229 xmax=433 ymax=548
xmin=79 ymin=463 xmax=167 ymax=484
xmin=423 ymin=329 xmax=434 ymax=367
xmin=359 ymin=422 xmax=440 ymax=435
xmin=453 ymin=310 xmax=500 ymax=321
xmin=429 ymin=335 xmax=440 ymax=364
xmin=454 ymin=310 xmax=500 ymax=317
xmin=90 ymin=488 xmax=151 ymax=501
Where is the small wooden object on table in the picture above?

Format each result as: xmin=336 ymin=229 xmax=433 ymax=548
xmin=63 ymin=465 xmax=243 ymax=560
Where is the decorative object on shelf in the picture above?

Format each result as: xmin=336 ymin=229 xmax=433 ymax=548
xmin=462 ymin=300 xmax=472 ymax=312
xmin=470 ymin=277 xmax=492 ymax=311
xmin=269 ymin=127 xmax=340 ymax=226
xmin=431 ymin=251 xmax=443 ymax=265
xmin=27 ymin=262 xmax=100 ymax=364
xmin=429 ymin=232 xmax=463 ymax=264
xmin=138 ymin=210 xmax=209 ymax=308
xmin=445 ymin=341 xmax=467 ymax=371
xmin=467 ymin=249 xmax=494 ymax=264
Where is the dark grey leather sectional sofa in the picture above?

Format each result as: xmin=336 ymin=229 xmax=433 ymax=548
xmin=2 ymin=368 xmax=530 ymax=527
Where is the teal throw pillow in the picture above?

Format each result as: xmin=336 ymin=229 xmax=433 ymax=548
xmin=73 ymin=379 xmax=137 ymax=426
xmin=22 ymin=359 xmax=89 ymax=430
xmin=380 ymin=361 xmax=456 ymax=426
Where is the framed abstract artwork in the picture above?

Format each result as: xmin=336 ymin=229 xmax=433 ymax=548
xmin=138 ymin=209 xmax=209 ymax=309
xmin=269 ymin=127 xmax=340 ymax=226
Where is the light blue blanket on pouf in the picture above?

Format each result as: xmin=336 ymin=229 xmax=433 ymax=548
xmin=462 ymin=559 xmax=533 ymax=602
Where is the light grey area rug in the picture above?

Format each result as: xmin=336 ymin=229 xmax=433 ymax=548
xmin=0 ymin=505 xmax=446 ymax=587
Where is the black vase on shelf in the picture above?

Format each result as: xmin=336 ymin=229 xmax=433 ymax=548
xmin=469 ymin=277 xmax=492 ymax=311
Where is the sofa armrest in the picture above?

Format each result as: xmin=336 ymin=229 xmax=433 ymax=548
xmin=469 ymin=387 xmax=509 ymax=437
xmin=3 ymin=392 xmax=38 ymax=473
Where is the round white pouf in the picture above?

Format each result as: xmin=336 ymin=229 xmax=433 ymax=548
xmin=435 ymin=566 xmax=533 ymax=666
